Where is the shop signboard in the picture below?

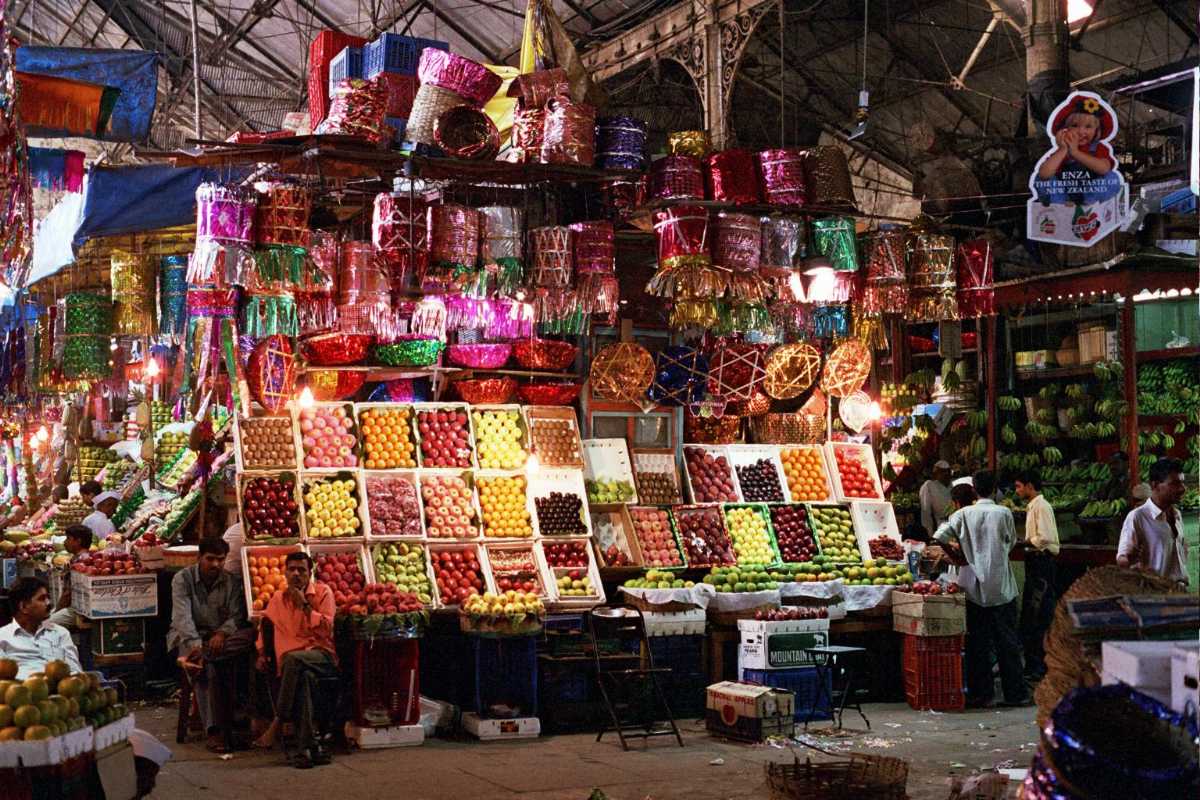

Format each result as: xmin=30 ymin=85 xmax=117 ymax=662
xmin=1027 ymin=90 xmax=1129 ymax=248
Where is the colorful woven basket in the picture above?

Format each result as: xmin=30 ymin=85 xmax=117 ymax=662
xmin=372 ymin=337 xmax=445 ymax=367
xmin=512 ymin=338 xmax=577 ymax=371
xmin=445 ymin=343 xmax=512 ymax=369
xmin=300 ymin=332 xmax=373 ymax=366
xmin=452 ymin=377 xmax=517 ymax=404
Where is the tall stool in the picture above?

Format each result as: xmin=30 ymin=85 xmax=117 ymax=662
xmin=804 ymin=645 xmax=870 ymax=730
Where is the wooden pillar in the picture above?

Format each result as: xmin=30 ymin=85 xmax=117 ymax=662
xmin=1120 ymin=301 xmax=1138 ymax=490
xmin=985 ymin=315 xmax=998 ymax=470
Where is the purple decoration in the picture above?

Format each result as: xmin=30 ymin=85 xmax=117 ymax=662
xmin=595 ymin=116 xmax=646 ymax=171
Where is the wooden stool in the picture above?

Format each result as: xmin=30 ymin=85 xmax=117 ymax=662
xmin=176 ymin=658 xmax=203 ymax=744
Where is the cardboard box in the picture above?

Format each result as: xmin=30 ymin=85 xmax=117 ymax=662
xmin=1171 ymin=645 xmax=1199 ymax=715
xmin=1101 ymin=670 xmax=1171 ymax=706
xmin=94 ymin=715 xmax=135 ymax=751
xmin=71 ymin=572 xmax=158 ymax=619
xmin=91 ymin=618 xmax=147 ymax=657
xmin=95 ymin=740 xmax=137 ymax=800
xmin=892 ymin=591 xmax=967 ymax=637
xmin=737 ymin=618 xmax=830 ymax=670
xmin=643 ymin=608 xmax=707 ymax=637
xmin=461 ymin=712 xmax=540 ymax=740
xmin=1078 ymin=326 xmax=1110 ymax=364
xmin=1102 ymin=640 xmax=1189 ymax=688
xmin=0 ymin=726 xmax=93 ymax=768
xmin=705 ymin=681 xmax=794 ymax=742
xmin=347 ymin=723 xmax=424 ymax=748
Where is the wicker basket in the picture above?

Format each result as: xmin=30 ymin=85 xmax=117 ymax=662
xmin=750 ymin=413 xmax=825 ymax=444
xmin=406 ymin=83 xmax=466 ymax=145
xmin=766 ymin=750 xmax=909 ymax=800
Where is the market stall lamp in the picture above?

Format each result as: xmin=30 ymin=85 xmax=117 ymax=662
xmin=298 ymin=386 xmax=315 ymax=410
xmin=145 ymin=358 xmax=160 ymax=379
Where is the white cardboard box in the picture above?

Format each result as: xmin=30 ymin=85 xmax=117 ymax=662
xmin=1101 ymin=640 xmax=1188 ymax=689
xmin=643 ymin=608 xmax=707 ymax=637
xmin=71 ymin=572 xmax=158 ymax=619
xmin=737 ymin=618 xmax=830 ymax=670
xmin=1171 ymin=645 xmax=1199 ymax=716
xmin=0 ymin=726 xmax=94 ymax=768
xmin=462 ymin=712 xmax=540 ymax=740
xmin=1102 ymin=670 xmax=1172 ymax=706
xmin=347 ymin=723 xmax=424 ymax=748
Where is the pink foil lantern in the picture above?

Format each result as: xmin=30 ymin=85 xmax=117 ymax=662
xmin=757 ymin=148 xmax=808 ymax=208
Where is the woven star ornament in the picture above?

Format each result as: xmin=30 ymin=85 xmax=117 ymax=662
xmin=649 ymin=345 xmax=709 ymax=406
xmin=590 ymin=342 xmax=654 ymax=404
xmin=246 ymin=335 xmax=296 ymax=414
xmin=706 ymin=340 xmax=767 ymax=402
xmin=763 ymin=342 xmax=822 ymax=400
xmin=820 ymin=338 xmax=871 ymax=398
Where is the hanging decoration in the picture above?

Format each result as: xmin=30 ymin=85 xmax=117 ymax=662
xmin=956 ymin=238 xmax=995 ymax=317
xmin=434 ymin=106 xmax=501 ymax=160
xmin=508 ymin=67 xmax=568 ymax=109
xmin=315 ymin=78 xmax=389 ymax=145
xmin=811 ymin=217 xmax=859 ymax=272
xmin=298 ymin=231 xmax=337 ymax=334
xmin=530 ymin=225 xmax=573 ymax=288
xmin=110 ymin=249 xmax=153 ymax=335
xmin=803 ymin=145 xmax=857 ymax=208
xmin=706 ymin=149 xmax=760 ymax=205
xmin=250 ymin=245 xmax=306 ymax=291
xmin=570 ymin=220 xmax=617 ymax=323
xmin=760 ymin=216 xmax=806 ymax=268
xmin=706 ymin=340 xmax=767 ymax=401
xmin=182 ymin=286 xmax=239 ymax=407
xmin=337 ymin=240 xmax=393 ymax=337
xmin=666 ymin=130 xmax=710 ymax=157
xmin=428 ymin=204 xmax=482 ymax=293
xmin=246 ymin=335 xmax=296 ymax=414
xmin=410 ymin=295 xmax=447 ymax=339
xmin=838 ymin=390 xmax=875 ymax=433
xmin=595 ymin=116 xmax=647 ymax=170
xmin=599 ymin=176 xmax=643 ymax=221
xmin=714 ymin=212 xmax=766 ymax=306
xmin=241 ymin=291 xmax=298 ymax=338
xmin=540 ymin=96 xmax=596 ymax=165
xmin=255 ymin=182 xmax=312 ymax=247
xmin=648 ymin=154 xmax=704 ymax=201
xmin=190 ymin=182 xmax=256 ymax=284
xmin=758 ymin=148 xmax=808 ymax=207
xmin=648 ymin=345 xmax=709 ymax=406
xmin=820 ymin=338 xmax=871 ymax=397
xmin=684 ymin=407 xmax=741 ymax=444
xmin=479 ymin=206 xmax=524 ymax=296
xmin=159 ymin=254 xmax=188 ymax=338
xmin=589 ymin=342 xmax=653 ymax=404
xmin=646 ymin=205 xmax=721 ymax=329
xmin=907 ymin=230 xmax=958 ymax=322
xmin=373 ymin=193 xmax=429 ymax=288
xmin=861 ymin=228 xmax=908 ymax=315
xmin=811 ymin=305 xmax=850 ymax=339
xmin=62 ymin=291 xmax=112 ymax=381
xmin=511 ymin=106 xmax=545 ymax=162
xmin=763 ymin=342 xmax=822 ymax=399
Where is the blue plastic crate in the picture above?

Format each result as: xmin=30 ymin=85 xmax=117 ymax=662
xmin=328 ymin=45 xmax=363 ymax=85
xmin=474 ymin=636 xmax=538 ymax=718
xmin=364 ymin=33 xmax=449 ymax=77
xmin=386 ymin=116 xmax=408 ymax=146
xmin=649 ymin=634 xmax=704 ymax=672
xmin=741 ymin=667 xmax=833 ymax=722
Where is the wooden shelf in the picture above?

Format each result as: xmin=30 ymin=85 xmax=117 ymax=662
xmin=1015 ymin=365 xmax=1099 ymax=381
xmin=911 ymin=348 xmax=977 ymax=359
xmin=298 ymin=364 xmax=579 ymax=382
xmin=1136 ymin=346 xmax=1200 ymax=363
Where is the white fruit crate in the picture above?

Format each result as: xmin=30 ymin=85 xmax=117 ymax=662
xmin=242 ymin=543 xmax=306 ymax=619
xmin=483 ymin=540 xmax=556 ymax=601
xmin=475 ymin=469 xmax=537 ymax=540
xmin=419 ymin=469 xmax=484 ymax=542
xmin=299 ymin=469 xmax=367 ymax=543
xmin=681 ymin=444 xmax=741 ymax=504
xmin=353 ymin=402 xmax=420 ymax=470
xmin=850 ymin=500 xmax=902 ymax=561
xmin=237 ymin=469 xmax=304 ymax=543
xmin=528 ymin=467 xmax=593 ymax=538
xmin=470 ymin=405 xmax=531 ymax=470
xmin=366 ymin=541 xmax=437 ymax=607
xmin=462 ymin=712 xmax=539 ymax=740
xmin=426 ymin=541 xmax=496 ymax=608
xmin=590 ymin=506 xmax=643 ymax=567
xmin=524 ymin=405 xmax=584 ymax=469
xmin=630 ymin=448 xmax=683 ymax=505
xmin=233 ymin=412 xmax=298 ymax=472
xmin=581 ymin=438 xmax=638 ymax=506
xmin=778 ymin=444 xmax=836 ymax=503
xmin=348 ymin=723 xmax=424 ymax=748
xmin=804 ymin=503 xmax=864 ymax=562
xmin=725 ymin=444 xmax=791 ymax=504
xmin=643 ymin=608 xmax=707 ymax=637
xmin=293 ymin=402 xmax=360 ymax=472
xmin=825 ymin=442 xmax=885 ymax=502
xmin=411 ymin=402 xmax=478 ymax=469
xmin=541 ymin=537 xmax=605 ymax=610
xmin=360 ymin=470 xmax=425 ymax=540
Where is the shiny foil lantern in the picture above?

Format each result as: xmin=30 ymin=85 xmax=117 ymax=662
xmin=427 ymin=204 xmax=482 ymax=291
xmin=763 ymin=342 xmax=822 ymax=400
xmin=540 ymin=96 xmax=596 ymax=166
xmin=305 ymin=368 xmax=366 ymax=402
xmin=62 ymin=292 xmax=113 ymax=381
xmin=479 ymin=206 xmax=524 ymax=295
xmin=372 ymin=192 xmax=429 ymax=287
xmin=316 ymin=78 xmax=390 ymax=145
xmin=417 ymin=48 xmax=503 ymax=108
xmin=760 ymin=216 xmax=806 ymax=268
xmin=649 ymin=345 xmax=709 ymax=406
xmin=667 ymin=130 xmax=710 ymax=157
xmin=907 ymin=231 xmax=958 ymax=322
xmin=653 ymin=205 xmax=711 ymax=265
xmin=255 ymin=183 xmax=312 ymax=247
xmin=511 ymin=107 xmax=546 ymax=162
xmin=246 ymin=334 xmax=296 ymax=414
xmin=956 ymin=239 xmax=994 ymax=317
xmin=820 ymin=338 xmax=871 ymax=398
xmin=595 ymin=116 xmax=647 ymax=171
xmin=811 ymin=217 xmax=860 ymax=272
xmin=159 ymin=255 xmax=188 ymax=337
xmin=530 ymin=225 xmax=573 ymax=288
xmin=714 ymin=212 xmax=767 ymax=305
xmin=706 ymin=340 xmax=767 ymax=402
xmin=110 ymin=249 xmax=154 ymax=335
xmin=298 ymin=231 xmax=337 ymax=334
xmin=337 ymin=241 xmax=394 ymax=337
xmin=434 ymin=105 xmax=501 ymax=160
xmin=861 ymin=228 xmax=909 ymax=315
xmin=648 ymin=206 xmax=721 ymax=328
xmin=599 ymin=177 xmax=643 ymax=221
xmin=570 ymin=221 xmax=617 ymax=322
xmin=649 ymin=155 xmax=704 ymax=201
xmin=707 ymin=149 xmax=761 ymax=205
xmin=191 ymin=182 xmax=256 ymax=283
xmin=507 ymin=67 xmax=568 ymax=109
xmin=241 ymin=290 xmax=299 ymax=338
xmin=684 ymin=407 xmax=741 ymax=444
xmin=758 ymin=149 xmax=808 ymax=208
xmin=590 ymin=342 xmax=654 ymax=404
xmin=803 ymin=145 xmax=857 ymax=208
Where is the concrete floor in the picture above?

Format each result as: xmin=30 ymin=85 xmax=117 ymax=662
xmin=136 ymin=702 xmax=1036 ymax=800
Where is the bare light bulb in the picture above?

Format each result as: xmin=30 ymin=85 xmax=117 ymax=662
xmin=298 ymin=387 xmax=315 ymax=409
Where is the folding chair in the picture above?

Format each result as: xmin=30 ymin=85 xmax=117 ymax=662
xmin=587 ymin=606 xmax=683 ymax=750
xmin=260 ymin=618 xmax=341 ymax=759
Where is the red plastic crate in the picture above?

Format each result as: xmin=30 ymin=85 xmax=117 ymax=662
xmin=353 ymin=637 xmax=420 ymax=726
xmin=901 ymin=633 xmax=964 ymax=711
xmin=309 ymin=30 xmax=368 ymax=126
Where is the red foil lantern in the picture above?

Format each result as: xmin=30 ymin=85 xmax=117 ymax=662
xmin=372 ymin=193 xmax=429 ymax=287
xmin=707 ymin=149 xmax=761 ymax=205
xmin=247 ymin=335 xmax=296 ymax=414
xmin=255 ymin=183 xmax=312 ymax=247
xmin=654 ymin=205 xmax=711 ymax=263
xmin=956 ymin=239 xmax=995 ymax=317
xmin=649 ymin=155 xmax=705 ymax=201
xmin=428 ymin=203 xmax=482 ymax=270
xmin=540 ymin=96 xmax=595 ymax=165
xmin=758 ymin=148 xmax=808 ymax=208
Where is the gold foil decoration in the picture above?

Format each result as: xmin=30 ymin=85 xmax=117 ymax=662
xmin=763 ymin=343 xmax=822 ymax=399
xmin=667 ymin=130 xmax=710 ymax=157
xmin=820 ymin=338 xmax=871 ymax=398
xmin=111 ymin=249 xmax=154 ymax=335
xmin=589 ymin=342 xmax=654 ymax=404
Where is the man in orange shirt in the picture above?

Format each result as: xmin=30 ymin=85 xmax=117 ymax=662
xmin=254 ymin=551 xmax=338 ymax=767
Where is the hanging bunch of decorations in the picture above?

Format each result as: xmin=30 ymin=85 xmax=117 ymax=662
xmin=820 ymin=338 xmax=872 ymax=398
xmin=507 ymin=68 xmax=567 ymax=162
xmin=190 ymin=182 xmax=256 ymax=284
xmin=373 ymin=192 xmax=429 ymax=289
xmin=158 ymin=255 xmax=189 ymax=338
xmin=255 ymin=182 xmax=312 ymax=248
xmin=590 ymin=342 xmax=654 ymax=405
xmin=705 ymin=339 xmax=768 ymax=402
xmin=907 ymin=227 xmax=959 ymax=322
xmin=297 ymin=231 xmax=337 ymax=334
xmin=646 ymin=205 xmax=721 ymax=330
xmin=427 ymin=203 xmax=482 ymax=296
xmin=570 ymin=220 xmax=617 ymax=324
xmin=529 ymin=225 xmax=583 ymax=335
xmin=956 ymin=238 xmax=995 ymax=317
xmin=595 ymin=116 xmax=647 ymax=171
xmin=648 ymin=345 xmax=709 ymax=406
xmin=337 ymin=241 xmax=394 ymax=338
xmin=110 ymin=249 xmax=154 ymax=335
xmin=763 ymin=342 xmax=822 ymax=400
xmin=479 ymin=205 xmax=524 ymax=296
xmin=811 ymin=216 xmax=860 ymax=272
xmin=62 ymin=292 xmax=112 ymax=381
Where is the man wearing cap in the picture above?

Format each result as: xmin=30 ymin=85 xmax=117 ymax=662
xmin=82 ymin=491 xmax=120 ymax=541
xmin=919 ymin=461 xmax=953 ymax=539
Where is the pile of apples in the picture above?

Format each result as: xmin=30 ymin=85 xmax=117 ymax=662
xmin=555 ymin=569 xmax=596 ymax=598
xmin=674 ymin=506 xmax=735 ymax=567
xmin=314 ymin=551 xmax=368 ymax=613
xmin=488 ymin=548 xmax=545 ymax=596
xmin=724 ymin=506 xmax=776 ymax=565
xmin=769 ymin=505 xmax=817 ymax=563
xmin=242 ymin=476 xmax=301 ymax=541
xmin=361 ymin=583 xmax=425 ymax=615
xmin=71 ymin=550 xmax=147 ymax=576
xmin=431 ymin=548 xmax=486 ymax=605
xmin=684 ymin=447 xmax=738 ymax=503
xmin=472 ymin=409 xmax=526 ymax=469
xmin=298 ymin=405 xmax=358 ymax=469
xmin=832 ymin=445 xmax=880 ymax=499
xmin=542 ymin=539 xmax=589 ymax=568
xmin=752 ymin=607 xmax=828 ymax=621
xmin=910 ymin=580 xmax=959 ymax=596
xmin=630 ymin=507 xmax=684 ymax=567
xmin=462 ymin=590 xmax=543 ymax=619
xmin=417 ymin=409 xmax=473 ymax=467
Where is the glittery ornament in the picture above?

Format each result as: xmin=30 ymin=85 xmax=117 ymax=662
xmin=570 ymin=220 xmax=617 ymax=323
xmin=820 ymin=338 xmax=871 ymax=397
xmin=760 ymin=215 xmax=806 ymax=269
xmin=907 ymin=232 xmax=958 ymax=322
xmin=684 ymin=407 xmax=741 ymax=444
xmin=246 ymin=335 xmax=296 ymax=414
xmin=649 ymin=345 xmax=709 ymax=406
xmin=599 ymin=177 xmax=643 ymax=221
xmin=540 ymin=96 xmax=595 ymax=165
xmin=298 ymin=231 xmax=337 ymax=334
xmin=706 ymin=340 xmax=767 ymax=401
xmin=110 ymin=249 xmax=153 ymax=335
xmin=427 ymin=204 xmax=482 ymax=291
xmin=434 ymin=105 xmax=501 ymax=159
xmin=511 ymin=106 xmax=545 ymax=162
xmin=707 ymin=149 xmax=760 ymax=205
xmin=372 ymin=193 xmax=429 ymax=287
xmin=417 ymin=48 xmax=503 ymax=107
xmin=159 ymin=255 xmax=188 ymax=337
xmin=337 ymin=241 xmax=394 ymax=337
xmin=956 ymin=238 xmax=994 ymax=317
xmin=590 ymin=342 xmax=654 ymax=404
xmin=507 ymin=68 xmax=568 ymax=108
xmin=758 ymin=148 xmax=808 ymax=207
xmin=595 ymin=116 xmax=647 ymax=171
xmin=255 ymin=183 xmax=312 ymax=247
xmin=62 ymin=292 xmax=112 ymax=380
xmin=666 ymin=130 xmax=710 ymax=157
xmin=479 ymin=206 xmax=524 ymax=295
xmin=191 ymin=183 xmax=255 ymax=284
xmin=530 ymin=225 xmax=573 ymax=288
xmin=803 ymin=145 xmax=857 ymax=208
xmin=811 ymin=216 xmax=859 ymax=272
xmin=811 ymin=305 xmax=850 ymax=338
xmin=763 ymin=342 xmax=822 ymax=399
xmin=649 ymin=155 xmax=704 ymax=201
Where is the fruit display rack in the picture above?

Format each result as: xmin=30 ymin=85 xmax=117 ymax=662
xmin=779 ymin=445 xmax=835 ymax=503
xmin=725 ymin=445 xmax=791 ymax=504
xmin=721 ymin=503 xmax=783 ymax=567
xmin=581 ymin=438 xmax=639 ymax=507
xmin=368 ymin=541 xmax=437 ymax=607
xmin=825 ymin=442 xmax=885 ymax=502
xmin=850 ymin=500 xmax=904 ymax=561
xmin=524 ymin=405 xmax=585 ymax=469
xmin=419 ymin=470 xmax=484 ymax=541
xmin=669 ymin=504 xmax=736 ymax=568
xmin=475 ymin=469 xmax=537 ymax=540
xmin=308 ymin=542 xmax=373 ymax=613
xmin=237 ymin=470 xmax=303 ymax=543
xmin=242 ymin=543 xmax=305 ymax=618
xmin=528 ymin=467 xmax=592 ymax=538
xmin=682 ymin=444 xmax=742 ymax=504
xmin=471 ymin=404 xmax=531 ymax=470
xmin=538 ymin=537 xmax=606 ymax=609
xmin=412 ymin=402 xmax=478 ymax=469
xmin=359 ymin=470 xmax=425 ymax=540
xmin=293 ymin=402 xmax=360 ymax=471
xmin=234 ymin=413 xmax=299 ymax=472
xmin=767 ymin=503 xmax=821 ymax=564
xmin=590 ymin=505 xmax=643 ymax=567
xmin=299 ymin=470 xmax=368 ymax=542
xmin=427 ymin=542 xmax=496 ymax=608
xmin=630 ymin=448 xmax=683 ymax=505
xmin=485 ymin=541 xmax=555 ymax=600
xmin=804 ymin=503 xmax=866 ymax=563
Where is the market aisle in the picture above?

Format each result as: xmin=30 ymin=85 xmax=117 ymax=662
xmin=138 ymin=702 xmax=1037 ymax=800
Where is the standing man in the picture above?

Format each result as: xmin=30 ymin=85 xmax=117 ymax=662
xmin=81 ymin=491 xmax=119 ymax=541
xmin=920 ymin=461 xmax=954 ymax=538
xmin=1117 ymin=458 xmax=1189 ymax=588
xmin=254 ymin=552 xmax=338 ymax=768
xmin=934 ymin=470 xmax=1029 ymax=708
xmin=48 ymin=525 xmax=94 ymax=629
xmin=168 ymin=537 xmax=255 ymax=752
xmin=1014 ymin=470 xmax=1059 ymax=683
xmin=0 ymin=577 xmax=83 ymax=678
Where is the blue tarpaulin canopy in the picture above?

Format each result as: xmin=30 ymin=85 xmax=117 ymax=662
xmin=74 ymin=163 xmax=224 ymax=246
xmin=16 ymin=47 xmax=158 ymax=142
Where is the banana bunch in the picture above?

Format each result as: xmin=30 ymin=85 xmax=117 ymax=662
xmin=1093 ymin=360 xmax=1123 ymax=383
xmin=1001 ymin=424 xmax=1017 ymax=446
xmin=1042 ymin=446 xmax=1064 ymax=464
xmin=1039 ymin=384 xmax=1061 ymax=401
xmin=1064 ymin=383 xmax=1087 ymax=400
xmin=999 ymin=452 xmax=1042 ymax=471
xmin=1026 ymin=421 xmax=1058 ymax=442
xmin=998 ymin=396 xmax=1022 ymax=412
xmin=969 ymin=435 xmax=987 ymax=459
xmin=1085 ymin=462 xmax=1109 ymax=481
xmin=1080 ymin=498 xmax=1128 ymax=519
xmin=965 ymin=409 xmax=988 ymax=431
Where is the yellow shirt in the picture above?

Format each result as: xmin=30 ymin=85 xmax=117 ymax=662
xmin=1024 ymin=494 xmax=1060 ymax=555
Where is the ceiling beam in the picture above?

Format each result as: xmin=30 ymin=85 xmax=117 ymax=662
xmin=56 ymin=0 xmax=93 ymax=46
xmin=289 ymin=0 xmax=344 ymax=32
xmin=417 ymin=0 xmax=503 ymax=63
xmin=560 ymin=0 xmax=601 ymax=28
xmin=1151 ymin=0 xmax=1198 ymax=43
xmin=875 ymin=27 xmax=991 ymax=135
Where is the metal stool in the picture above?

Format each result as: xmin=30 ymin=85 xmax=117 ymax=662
xmin=804 ymin=645 xmax=870 ymax=730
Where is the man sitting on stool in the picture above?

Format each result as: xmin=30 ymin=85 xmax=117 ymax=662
xmin=254 ymin=551 xmax=337 ymax=768
xmin=168 ymin=537 xmax=255 ymax=752
xmin=47 ymin=525 xmax=93 ymax=629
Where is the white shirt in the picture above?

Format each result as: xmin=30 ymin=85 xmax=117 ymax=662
xmin=1024 ymin=494 xmax=1060 ymax=555
xmin=919 ymin=479 xmax=953 ymax=536
xmin=1118 ymin=500 xmax=1189 ymax=586
xmin=0 ymin=620 xmax=83 ymax=679
xmin=934 ymin=499 xmax=1019 ymax=607
xmin=222 ymin=522 xmax=244 ymax=574
xmin=82 ymin=510 xmax=116 ymax=540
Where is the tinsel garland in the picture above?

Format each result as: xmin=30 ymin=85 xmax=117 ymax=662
xmin=190 ymin=183 xmax=256 ymax=284
xmin=252 ymin=245 xmax=306 ymax=290
xmin=852 ymin=314 xmax=889 ymax=351
xmin=811 ymin=216 xmax=860 ymax=272
xmin=241 ymin=292 xmax=299 ymax=338
xmin=337 ymin=241 xmax=393 ymax=338
xmin=298 ymin=231 xmax=337 ymax=334
xmin=533 ymin=287 xmax=586 ymax=336
xmin=811 ymin=305 xmax=849 ymax=339
xmin=479 ymin=205 xmax=524 ymax=295
xmin=373 ymin=193 xmax=428 ymax=288
xmin=570 ymin=220 xmax=617 ymax=323
xmin=159 ymin=255 xmax=188 ymax=337
xmin=410 ymin=296 xmax=447 ymax=339
xmin=62 ymin=292 xmax=112 ymax=381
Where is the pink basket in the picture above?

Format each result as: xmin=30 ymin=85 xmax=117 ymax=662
xmin=445 ymin=343 xmax=512 ymax=369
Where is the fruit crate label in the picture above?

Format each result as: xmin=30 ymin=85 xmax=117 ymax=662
xmin=72 ymin=574 xmax=159 ymax=619
xmin=766 ymin=631 xmax=829 ymax=667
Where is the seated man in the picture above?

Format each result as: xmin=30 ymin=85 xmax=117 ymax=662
xmin=0 ymin=577 xmax=83 ymax=678
xmin=48 ymin=525 xmax=93 ymax=629
xmin=168 ymin=537 xmax=255 ymax=752
xmin=254 ymin=552 xmax=337 ymax=768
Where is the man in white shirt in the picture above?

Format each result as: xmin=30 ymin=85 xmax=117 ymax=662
xmin=1014 ymin=469 xmax=1059 ymax=683
xmin=0 ymin=577 xmax=83 ymax=678
xmin=82 ymin=491 xmax=120 ymax=541
xmin=919 ymin=461 xmax=953 ymax=539
xmin=934 ymin=470 xmax=1029 ymax=708
xmin=1117 ymin=458 xmax=1189 ymax=588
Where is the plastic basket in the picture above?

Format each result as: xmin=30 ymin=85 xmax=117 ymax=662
xmin=742 ymin=667 xmax=832 ymax=722
xmin=473 ymin=635 xmax=538 ymax=718
xmin=901 ymin=633 xmax=964 ymax=711
xmin=329 ymin=46 xmax=363 ymax=85
xmin=353 ymin=637 xmax=420 ymax=727
xmin=364 ymin=34 xmax=448 ymax=77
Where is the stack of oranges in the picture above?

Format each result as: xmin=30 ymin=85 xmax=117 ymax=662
xmin=477 ymin=475 xmax=533 ymax=538
xmin=781 ymin=447 xmax=831 ymax=500
xmin=360 ymin=407 xmax=417 ymax=468
xmin=247 ymin=553 xmax=289 ymax=612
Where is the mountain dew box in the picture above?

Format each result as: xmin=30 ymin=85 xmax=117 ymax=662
xmin=737 ymin=618 xmax=830 ymax=671
xmin=705 ymin=681 xmax=794 ymax=741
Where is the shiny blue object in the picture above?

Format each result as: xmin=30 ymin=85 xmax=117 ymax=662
xmin=16 ymin=47 xmax=158 ymax=142
xmin=75 ymin=164 xmax=236 ymax=246
xmin=649 ymin=346 xmax=708 ymax=406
